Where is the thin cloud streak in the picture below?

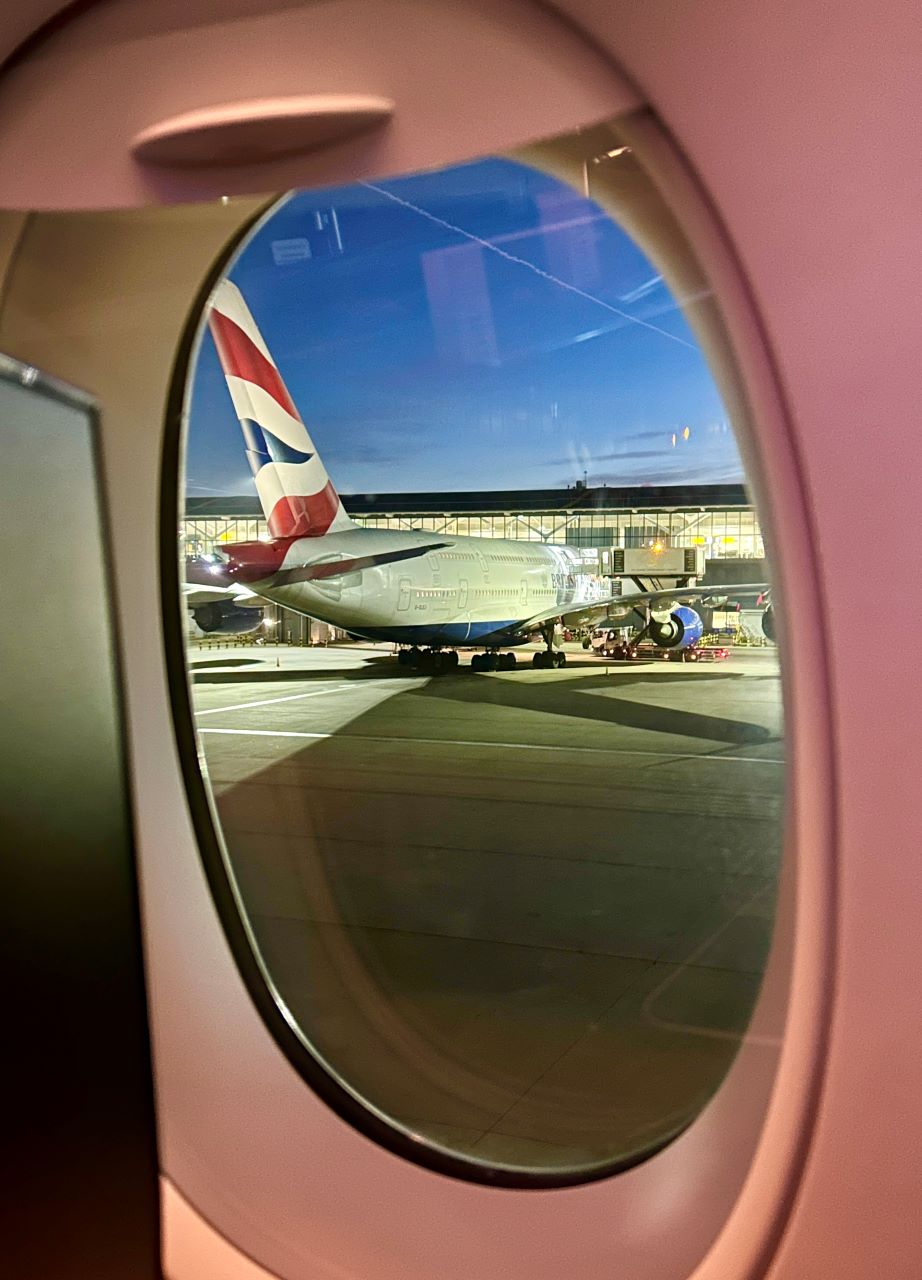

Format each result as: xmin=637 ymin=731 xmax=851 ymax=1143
xmin=360 ymin=180 xmax=698 ymax=352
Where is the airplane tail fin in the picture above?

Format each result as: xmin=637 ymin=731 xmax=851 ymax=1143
xmin=207 ymin=279 xmax=354 ymax=538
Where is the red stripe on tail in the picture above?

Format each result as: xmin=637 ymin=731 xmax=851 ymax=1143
xmin=209 ymin=310 xmax=302 ymax=422
xmin=267 ymin=479 xmax=341 ymax=538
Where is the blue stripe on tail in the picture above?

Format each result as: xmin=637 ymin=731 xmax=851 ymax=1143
xmin=240 ymin=418 xmax=314 ymax=477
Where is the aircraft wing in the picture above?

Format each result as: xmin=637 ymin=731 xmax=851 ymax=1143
xmin=519 ymin=582 xmax=770 ymax=633
xmin=183 ymin=559 xmax=266 ymax=611
xmin=264 ymin=541 xmax=452 ymax=587
xmin=183 ymin=582 xmax=265 ymax=609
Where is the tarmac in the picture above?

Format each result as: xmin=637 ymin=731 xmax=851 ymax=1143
xmin=189 ymin=640 xmax=784 ymax=1173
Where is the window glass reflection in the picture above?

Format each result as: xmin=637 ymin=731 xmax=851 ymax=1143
xmin=182 ymin=141 xmax=783 ymax=1178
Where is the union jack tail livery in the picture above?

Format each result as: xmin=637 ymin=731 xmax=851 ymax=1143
xmin=207 ymin=279 xmax=355 ymax=539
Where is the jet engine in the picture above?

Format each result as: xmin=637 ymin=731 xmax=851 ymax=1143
xmin=762 ymin=606 xmax=776 ymax=642
xmin=192 ymin=601 xmax=265 ymax=635
xmin=648 ymin=604 xmax=704 ymax=650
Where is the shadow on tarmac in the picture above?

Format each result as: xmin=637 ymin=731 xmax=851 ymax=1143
xmin=192 ymin=647 xmax=742 ymax=686
xmin=189 ymin=657 xmax=268 ymax=670
xmin=405 ymin=668 xmax=774 ymax=747
xmin=193 ymin=651 xmax=773 ymax=746
xmin=200 ymin=643 xmax=783 ymax=1168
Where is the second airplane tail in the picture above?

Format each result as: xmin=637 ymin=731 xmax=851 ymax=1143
xmin=207 ymin=279 xmax=355 ymax=539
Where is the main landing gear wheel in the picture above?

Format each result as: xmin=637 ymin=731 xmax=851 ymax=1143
xmin=471 ymin=651 xmax=516 ymax=673
xmin=533 ymin=620 xmax=565 ymax=670
xmin=405 ymin=648 xmax=457 ymax=674
xmin=428 ymin=650 xmax=459 ymax=674
xmin=532 ymin=650 xmax=565 ymax=669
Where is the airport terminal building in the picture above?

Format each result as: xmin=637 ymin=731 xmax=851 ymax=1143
xmin=183 ymin=482 xmax=764 ymax=562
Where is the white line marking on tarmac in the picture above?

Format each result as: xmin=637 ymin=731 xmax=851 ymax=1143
xmin=194 ymin=685 xmax=350 ymax=715
xmin=197 ymin=725 xmax=783 ymax=765
xmin=194 ymin=678 xmax=420 ymax=716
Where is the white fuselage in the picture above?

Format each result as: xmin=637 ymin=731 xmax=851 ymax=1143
xmin=244 ymin=528 xmax=612 ymax=647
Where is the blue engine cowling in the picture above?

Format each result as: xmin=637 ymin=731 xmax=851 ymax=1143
xmin=192 ymin=601 xmax=264 ymax=635
xmin=648 ymin=605 xmax=704 ymax=650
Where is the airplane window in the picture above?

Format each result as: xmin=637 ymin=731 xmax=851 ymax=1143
xmin=178 ymin=128 xmax=783 ymax=1184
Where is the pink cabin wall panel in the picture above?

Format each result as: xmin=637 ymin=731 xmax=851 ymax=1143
xmin=559 ymin=1 xmax=922 ymax=1276
xmin=0 ymin=0 xmax=637 ymax=209
xmin=0 ymin=0 xmax=69 ymax=65
xmin=1 ymin=1 xmax=918 ymax=1276
xmin=0 ymin=8 xmax=799 ymax=1280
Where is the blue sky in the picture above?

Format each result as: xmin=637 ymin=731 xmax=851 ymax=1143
xmin=185 ymin=158 xmax=743 ymax=497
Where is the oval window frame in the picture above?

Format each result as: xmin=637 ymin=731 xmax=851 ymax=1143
xmin=159 ymin=111 xmax=833 ymax=1202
